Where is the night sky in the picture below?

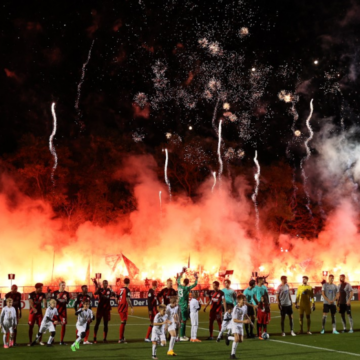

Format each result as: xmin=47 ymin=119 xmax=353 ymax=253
xmin=1 ymin=0 xmax=360 ymax=231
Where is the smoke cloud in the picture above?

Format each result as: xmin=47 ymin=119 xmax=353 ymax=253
xmin=1 ymin=127 xmax=360 ymax=289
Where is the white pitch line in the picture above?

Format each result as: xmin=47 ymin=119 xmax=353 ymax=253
xmin=270 ymin=339 xmax=360 ymax=357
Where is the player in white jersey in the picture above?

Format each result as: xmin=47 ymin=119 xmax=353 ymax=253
xmin=30 ymin=299 xmax=59 ymax=347
xmin=71 ymin=301 xmax=94 ymax=352
xmin=217 ymin=303 xmax=233 ymax=342
xmin=277 ymin=275 xmax=296 ymax=337
xmin=151 ymin=304 xmax=171 ymax=359
xmin=0 ymin=298 xmax=17 ymax=348
xmin=321 ymin=274 xmax=339 ymax=334
xmin=189 ymin=291 xmax=201 ymax=342
xmin=166 ymin=297 xmax=180 ymax=356
xmin=226 ymin=294 xmax=250 ymax=359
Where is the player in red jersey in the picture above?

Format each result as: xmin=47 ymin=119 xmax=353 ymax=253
xmin=145 ymin=281 xmax=158 ymax=342
xmin=28 ymin=283 xmax=47 ymax=346
xmin=117 ymin=277 xmax=133 ymax=343
xmin=157 ymin=279 xmax=178 ymax=306
xmin=93 ymin=280 xmax=115 ymax=343
xmin=74 ymin=285 xmax=92 ymax=344
xmin=204 ymin=281 xmax=224 ymax=340
xmin=4 ymin=285 xmax=22 ymax=346
xmin=51 ymin=281 xmax=71 ymax=345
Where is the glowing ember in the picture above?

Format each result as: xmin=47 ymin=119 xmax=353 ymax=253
xmin=223 ymin=102 xmax=230 ymax=110
xmin=239 ymin=27 xmax=249 ymax=37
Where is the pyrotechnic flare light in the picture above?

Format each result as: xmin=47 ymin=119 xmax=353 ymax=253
xmin=211 ymin=171 xmax=217 ymax=193
xmin=217 ymin=120 xmax=223 ymax=179
xmin=189 ymin=126 xmax=193 ymax=130
xmin=164 ymin=149 xmax=171 ymax=199
xmin=294 ymin=130 xmax=301 ymax=137
xmin=251 ymin=150 xmax=260 ymax=233
xmin=251 ymin=67 xmax=256 ymax=72
xmin=49 ymin=102 xmax=58 ymax=187
xmin=314 ymin=60 xmax=318 ymax=65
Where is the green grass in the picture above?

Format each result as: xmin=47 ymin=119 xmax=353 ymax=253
xmin=1 ymin=303 xmax=360 ymax=359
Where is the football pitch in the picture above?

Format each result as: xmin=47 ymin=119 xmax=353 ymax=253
xmin=1 ymin=304 xmax=360 ymax=360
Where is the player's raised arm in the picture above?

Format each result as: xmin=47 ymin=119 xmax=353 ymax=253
xmin=176 ymin=273 xmax=182 ymax=286
xmin=94 ymin=287 xmax=101 ymax=296
xmin=189 ymin=274 xmax=199 ymax=290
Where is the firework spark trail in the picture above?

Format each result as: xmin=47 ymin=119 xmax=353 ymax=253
xmin=251 ymin=150 xmax=260 ymax=233
xmin=217 ymin=120 xmax=223 ymax=179
xmin=300 ymin=99 xmax=314 ymax=216
xmin=164 ymin=149 xmax=171 ymax=199
xmin=337 ymin=91 xmax=358 ymax=201
xmin=212 ymin=98 xmax=220 ymax=134
xmin=75 ymin=40 xmax=95 ymax=124
xmin=211 ymin=171 xmax=217 ymax=192
xmin=280 ymin=91 xmax=300 ymax=219
xmin=49 ymin=102 xmax=58 ymax=187
xmin=290 ymin=101 xmax=299 ymax=133
xmin=304 ymin=99 xmax=314 ymax=160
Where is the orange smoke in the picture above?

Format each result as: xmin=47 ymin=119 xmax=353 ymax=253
xmin=0 ymin=153 xmax=360 ymax=288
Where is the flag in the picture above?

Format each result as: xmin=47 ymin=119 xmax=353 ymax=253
xmin=122 ymin=254 xmax=140 ymax=278
xmin=105 ymin=254 xmax=122 ymax=273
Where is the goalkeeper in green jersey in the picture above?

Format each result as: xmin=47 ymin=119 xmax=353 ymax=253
xmin=177 ymin=270 xmax=199 ymax=341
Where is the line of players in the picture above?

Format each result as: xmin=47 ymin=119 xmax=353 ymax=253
xmin=0 ymin=272 xmax=356 ymax=359
xmin=275 ymin=273 xmax=354 ymax=336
